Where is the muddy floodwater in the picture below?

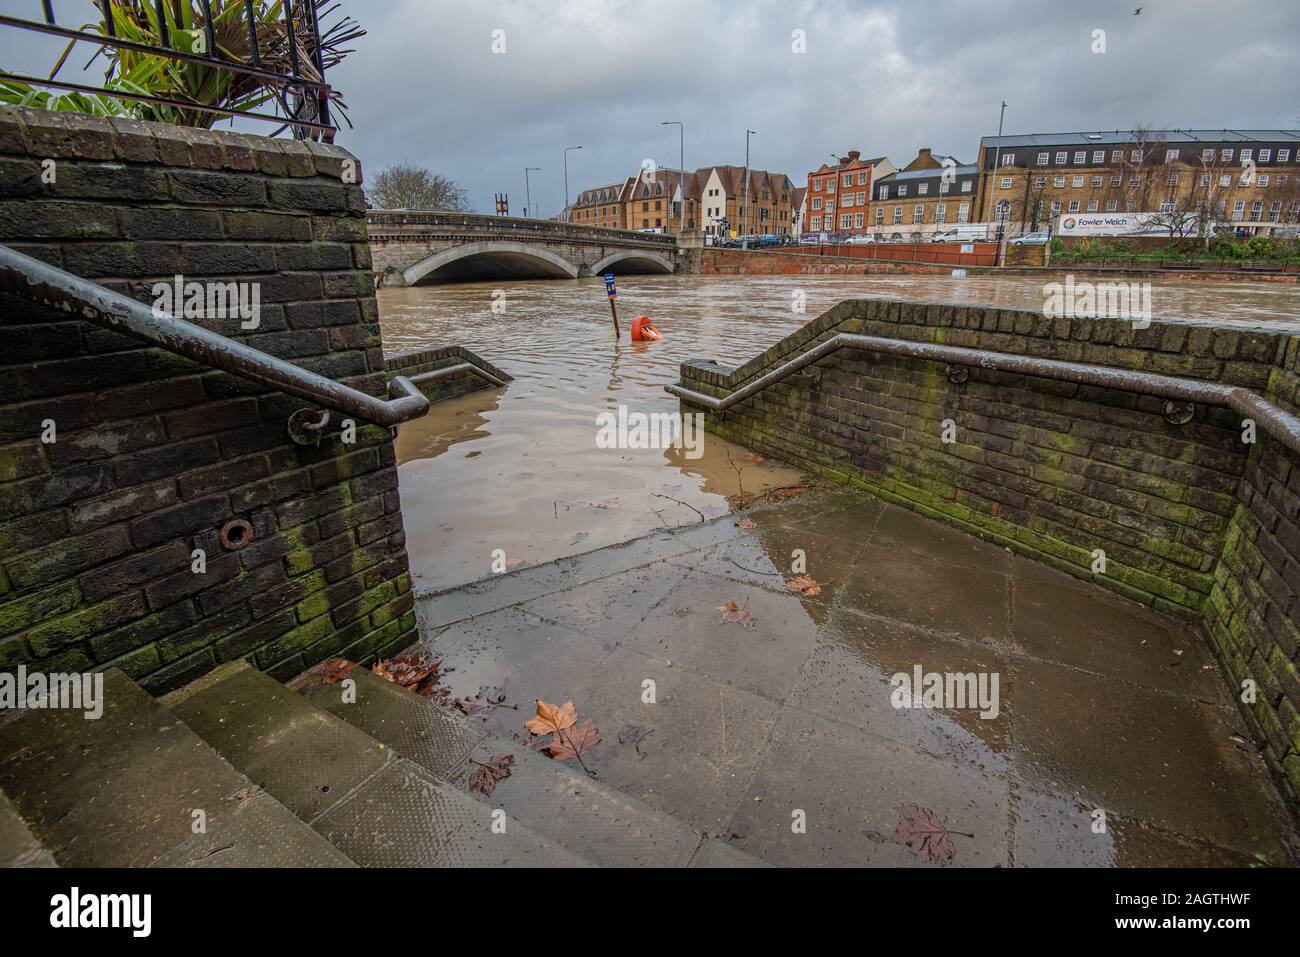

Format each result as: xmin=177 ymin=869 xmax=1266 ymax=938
xmin=380 ymin=273 xmax=1300 ymax=592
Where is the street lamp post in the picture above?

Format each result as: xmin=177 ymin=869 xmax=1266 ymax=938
xmin=662 ymin=121 xmax=684 ymax=235
xmin=564 ymin=147 xmax=583 ymax=217
xmin=985 ymin=100 xmax=1008 ymax=230
xmin=743 ymin=129 xmax=756 ymax=250
xmin=525 ymin=167 xmax=540 ymax=218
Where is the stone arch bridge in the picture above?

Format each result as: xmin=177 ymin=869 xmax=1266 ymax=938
xmin=367 ymin=210 xmax=680 ymax=286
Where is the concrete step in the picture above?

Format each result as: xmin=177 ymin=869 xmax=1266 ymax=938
xmin=169 ymin=661 xmax=586 ymax=867
xmin=0 ymin=668 xmax=351 ymax=867
xmin=296 ymin=663 xmax=769 ymax=867
xmin=0 ymin=789 xmax=57 ymax=868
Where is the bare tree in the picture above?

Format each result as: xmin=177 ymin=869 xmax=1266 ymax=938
xmin=368 ymin=163 xmax=471 ymax=211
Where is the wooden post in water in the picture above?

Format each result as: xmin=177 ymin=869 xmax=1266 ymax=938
xmin=604 ymin=273 xmax=620 ymax=338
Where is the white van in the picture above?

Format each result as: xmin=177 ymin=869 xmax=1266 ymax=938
xmin=931 ymin=225 xmax=989 ymax=243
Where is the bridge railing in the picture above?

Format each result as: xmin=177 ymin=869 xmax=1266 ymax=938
xmin=366 ymin=209 xmax=678 ymax=248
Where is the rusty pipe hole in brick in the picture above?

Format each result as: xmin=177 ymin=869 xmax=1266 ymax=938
xmin=1163 ymin=401 xmax=1196 ymax=426
xmin=220 ymin=519 xmax=255 ymax=552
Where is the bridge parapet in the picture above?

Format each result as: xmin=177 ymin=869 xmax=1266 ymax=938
xmin=367 ymin=210 xmax=677 ymax=250
xmin=367 ymin=209 xmax=680 ymax=284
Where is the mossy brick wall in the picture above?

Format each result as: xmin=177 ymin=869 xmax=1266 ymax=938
xmin=0 ymin=107 xmax=417 ymax=693
xmin=679 ymin=298 xmax=1300 ymax=810
xmin=1204 ymin=339 xmax=1300 ymax=808
xmin=385 ymin=345 xmax=512 ymax=404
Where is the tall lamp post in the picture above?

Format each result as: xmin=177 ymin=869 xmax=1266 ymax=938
xmin=662 ymin=121 xmax=684 ymax=235
xmin=985 ymin=100 xmax=1008 ymax=229
xmin=564 ymin=147 xmax=583 ymax=218
xmin=524 ymin=167 xmax=540 ymax=218
xmin=743 ymin=129 xmax=757 ymax=249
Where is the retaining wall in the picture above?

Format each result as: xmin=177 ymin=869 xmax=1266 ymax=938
xmin=677 ymin=298 xmax=1300 ymax=809
xmin=0 ymin=107 xmax=417 ymax=693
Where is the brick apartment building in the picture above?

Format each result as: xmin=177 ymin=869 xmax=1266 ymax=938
xmin=976 ymin=129 xmax=1300 ymax=237
xmin=806 ymin=150 xmax=895 ymax=236
xmin=868 ymin=147 xmax=979 ymax=241
xmin=568 ymin=181 xmax=632 ymax=229
xmin=623 ymin=167 xmax=701 ymax=233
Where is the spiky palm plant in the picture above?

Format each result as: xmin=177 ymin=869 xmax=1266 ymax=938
xmin=0 ymin=1 xmax=364 ymax=137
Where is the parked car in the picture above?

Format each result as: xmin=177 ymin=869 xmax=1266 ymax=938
xmin=1010 ymin=231 xmax=1051 ymax=246
xmin=845 ymin=234 xmax=876 ymax=245
xmin=931 ymin=225 xmax=989 ymax=243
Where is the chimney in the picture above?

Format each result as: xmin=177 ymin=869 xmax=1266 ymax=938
xmin=917 ymin=148 xmax=932 ymax=161
xmin=848 ymin=150 xmax=861 ymax=162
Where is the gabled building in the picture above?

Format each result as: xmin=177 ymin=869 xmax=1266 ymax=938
xmin=698 ymin=165 xmax=798 ymax=239
xmin=806 ymin=151 xmax=896 ymax=236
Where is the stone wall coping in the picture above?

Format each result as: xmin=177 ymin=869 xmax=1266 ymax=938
xmin=0 ymin=106 xmax=361 ymax=183
xmin=697 ymin=299 xmax=1296 ymax=390
xmin=385 ymin=344 xmax=513 ymax=383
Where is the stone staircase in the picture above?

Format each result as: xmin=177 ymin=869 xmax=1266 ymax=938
xmin=0 ymin=663 xmax=764 ymax=868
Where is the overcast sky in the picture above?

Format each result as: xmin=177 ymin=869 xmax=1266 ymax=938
xmin=3 ymin=0 xmax=1298 ymax=215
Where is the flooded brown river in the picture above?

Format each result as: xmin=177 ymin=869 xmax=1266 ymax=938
xmin=379 ymin=273 xmax=1300 ymax=592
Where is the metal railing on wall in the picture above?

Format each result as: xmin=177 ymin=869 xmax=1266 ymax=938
xmin=667 ymin=331 xmax=1300 ymax=457
xmin=0 ymin=1 xmax=347 ymax=141
xmin=0 ymin=244 xmax=433 ymax=428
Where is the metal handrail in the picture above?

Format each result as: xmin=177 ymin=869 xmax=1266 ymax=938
xmin=0 ymin=244 xmax=429 ymax=427
xmin=666 ymin=331 xmax=1300 ymax=456
xmin=408 ymin=363 xmax=509 ymax=390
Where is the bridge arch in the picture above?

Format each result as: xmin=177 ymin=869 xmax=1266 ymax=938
xmin=589 ymin=249 xmax=675 ymax=276
xmin=403 ymin=242 xmax=580 ymax=285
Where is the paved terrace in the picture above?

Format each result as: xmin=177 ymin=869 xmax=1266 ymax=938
xmin=413 ymin=486 xmax=1296 ymax=867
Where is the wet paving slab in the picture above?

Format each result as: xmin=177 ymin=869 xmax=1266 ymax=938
xmin=412 ymin=485 xmax=1297 ymax=867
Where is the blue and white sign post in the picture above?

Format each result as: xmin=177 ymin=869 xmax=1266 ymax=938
xmin=604 ymin=273 xmax=620 ymax=338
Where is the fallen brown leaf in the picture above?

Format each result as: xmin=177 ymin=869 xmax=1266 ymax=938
xmin=455 ymin=685 xmax=510 ymax=720
xmin=545 ymin=719 xmax=601 ymax=763
xmin=893 ymin=805 xmax=972 ymax=863
xmin=525 ymin=698 xmax=578 ymax=737
xmin=719 ymin=600 xmax=755 ymax=625
xmin=785 ymin=575 xmax=822 ymax=597
xmin=467 ymin=753 xmax=514 ymax=797
xmin=320 ymin=659 xmax=357 ymax=685
xmin=735 ymin=518 xmax=758 ymax=529
xmin=372 ymin=655 xmax=444 ymax=698
xmin=765 ymin=484 xmax=810 ymax=501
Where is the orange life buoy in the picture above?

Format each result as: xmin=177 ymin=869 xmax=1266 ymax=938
xmin=631 ymin=316 xmax=662 ymax=342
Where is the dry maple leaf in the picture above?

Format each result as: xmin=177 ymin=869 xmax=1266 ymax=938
xmin=893 ymin=804 xmax=972 ymax=863
xmin=545 ymin=719 xmax=601 ymax=763
xmin=467 ymin=753 xmax=514 ymax=797
xmin=735 ymin=518 xmax=758 ymax=529
xmin=525 ymin=698 xmax=578 ymax=737
xmin=320 ymin=659 xmax=357 ymax=685
xmin=785 ymin=575 xmax=822 ymax=597
xmin=372 ymin=655 xmax=444 ymax=698
xmin=719 ymin=600 xmax=755 ymax=625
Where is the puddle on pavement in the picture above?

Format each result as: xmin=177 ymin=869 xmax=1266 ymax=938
xmin=381 ymin=273 xmax=1300 ymax=593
